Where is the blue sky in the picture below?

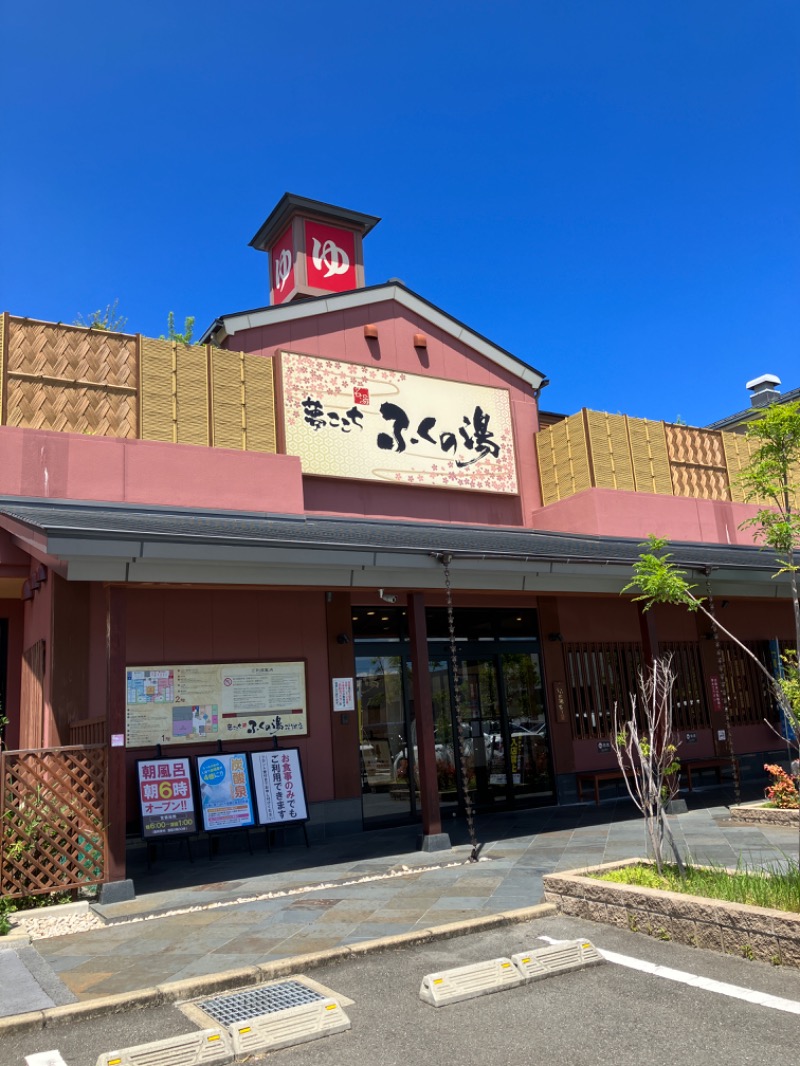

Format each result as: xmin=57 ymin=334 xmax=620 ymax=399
xmin=1 ymin=1 xmax=797 ymax=426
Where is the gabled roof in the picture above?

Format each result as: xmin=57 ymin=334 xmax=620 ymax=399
xmin=200 ymin=281 xmax=547 ymax=390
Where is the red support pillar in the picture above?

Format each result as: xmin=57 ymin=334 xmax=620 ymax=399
xmin=102 ymin=585 xmax=134 ymax=901
xmin=406 ymin=591 xmax=450 ymax=850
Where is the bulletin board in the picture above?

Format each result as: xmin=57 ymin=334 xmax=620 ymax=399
xmin=125 ymin=661 xmax=308 ymax=746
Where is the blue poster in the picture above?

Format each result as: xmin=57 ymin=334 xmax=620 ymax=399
xmin=196 ymin=753 xmax=255 ymax=831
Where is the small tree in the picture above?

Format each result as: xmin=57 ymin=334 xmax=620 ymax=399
xmin=612 ymin=656 xmax=685 ymax=876
xmin=738 ymin=400 xmax=800 ymax=654
xmin=161 ymin=312 xmax=195 ymax=345
xmin=625 ymin=400 xmax=800 ymax=757
xmin=74 ymin=299 xmax=127 ymax=332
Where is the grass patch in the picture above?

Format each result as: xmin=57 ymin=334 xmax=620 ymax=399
xmin=593 ymin=860 xmax=800 ymax=914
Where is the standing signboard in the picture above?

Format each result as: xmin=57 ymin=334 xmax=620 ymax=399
xmin=250 ymin=749 xmax=309 ymax=826
xmin=136 ymin=757 xmax=198 ymax=840
xmin=196 ymin=753 xmax=256 ymax=832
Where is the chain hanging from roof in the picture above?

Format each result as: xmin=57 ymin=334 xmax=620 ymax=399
xmin=439 ymin=554 xmax=481 ymax=861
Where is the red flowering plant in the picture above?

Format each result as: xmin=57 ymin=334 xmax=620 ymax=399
xmin=764 ymin=764 xmax=800 ymax=809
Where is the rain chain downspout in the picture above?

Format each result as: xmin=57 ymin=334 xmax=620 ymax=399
xmin=436 ymin=553 xmax=481 ymax=862
xmin=704 ymin=571 xmax=742 ymax=807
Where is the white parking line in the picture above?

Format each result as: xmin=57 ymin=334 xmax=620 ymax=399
xmin=537 ymin=936 xmax=800 ymax=1015
xmin=25 ymin=1051 xmax=68 ymax=1066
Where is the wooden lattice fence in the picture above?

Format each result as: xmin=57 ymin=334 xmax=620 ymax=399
xmin=0 ymin=745 xmax=107 ymax=898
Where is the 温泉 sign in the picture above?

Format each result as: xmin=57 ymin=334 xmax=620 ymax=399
xmin=137 ymin=757 xmax=197 ymax=839
xmin=197 ymin=752 xmax=256 ymax=832
xmin=125 ymin=661 xmax=307 ymax=747
xmin=281 ymin=352 xmax=518 ymax=494
xmin=250 ymin=749 xmax=309 ymax=825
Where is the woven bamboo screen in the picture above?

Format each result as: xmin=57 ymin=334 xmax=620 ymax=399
xmin=139 ymin=340 xmax=277 ymax=451
xmin=535 ymin=409 xmax=761 ymax=505
xmin=536 ymin=412 xmax=591 ymax=505
xmin=585 ymin=411 xmax=636 ymax=491
xmin=0 ymin=745 xmax=107 ymax=897
xmin=665 ymin=424 xmax=730 ymax=500
xmin=4 ymin=318 xmax=137 ymax=437
xmin=0 ymin=317 xmax=277 ymax=455
xmin=210 ymin=348 xmax=277 ymax=452
xmin=626 ymin=416 xmax=673 ymax=494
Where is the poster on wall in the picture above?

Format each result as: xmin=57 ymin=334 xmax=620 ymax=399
xmin=280 ymin=352 xmax=518 ymax=495
xmin=196 ymin=753 xmax=256 ymax=832
xmin=136 ymin=757 xmax=198 ymax=840
xmin=250 ymin=749 xmax=309 ymax=826
xmin=332 ymin=677 xmax=355 ymax=712
xmin=125 ymin=661 xmax=308 ymax=747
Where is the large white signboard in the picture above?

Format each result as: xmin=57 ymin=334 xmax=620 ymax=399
xmin=281 ymin=352 xmax=518 ymax=494
xmin=125 ymin=661 xmax=307 ymax=746
xmin=250 ymin=749 xmax=309 ymax=825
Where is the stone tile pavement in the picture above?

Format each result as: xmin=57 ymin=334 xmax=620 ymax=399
xmin=4 ymin=786 xmax=799 ymax=1013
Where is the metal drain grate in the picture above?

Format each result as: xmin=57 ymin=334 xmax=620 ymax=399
xmin=199 ymin=981 xmax=325 ymax=1026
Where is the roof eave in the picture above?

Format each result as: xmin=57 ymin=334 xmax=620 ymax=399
xmin=200 ymin=282 xmax=546 ymax=389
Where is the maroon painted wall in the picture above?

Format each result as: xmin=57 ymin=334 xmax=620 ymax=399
xmin=228 ymin=299 xmax=541 ymax=527
xmin=116 ymin=587 xmax=337 ymax=822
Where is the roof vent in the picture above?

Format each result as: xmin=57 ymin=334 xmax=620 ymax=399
xmin=745 ymin=373 xmax=781 ymax=408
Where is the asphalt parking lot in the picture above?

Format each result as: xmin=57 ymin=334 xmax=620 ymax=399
xmin=12 ymin=912 xmax=800 ymax=1066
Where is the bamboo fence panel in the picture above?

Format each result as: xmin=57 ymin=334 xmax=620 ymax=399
xmin=242 ymin=353 xmax=277 ymax=452
xmin=139 ymin=336 xmax=177 ymax=442
xmin=585 ymin=411 xmax=636 ymax=491
xmin=5 ymin=318 xmax=137 ymax=437
xmin=175 ymin=342 xmax=209 ymax=446
xmin=0 ymin=745 xmax=107 ymax=898
xmin=211 ymin=347 xmax=246 ymax=450
xmin=0 ymin=313 xmax=6 ymax=424
xmin=626 ymin=416 xmax=673 ymax=494
xmin=536 ymin=412 xmax=591 ymax=505
xmin=665 ymin=424 xmax=731 ymax=500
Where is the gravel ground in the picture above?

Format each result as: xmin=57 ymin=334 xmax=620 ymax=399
xmin=12 ymin=910 xmax=106 ymax=940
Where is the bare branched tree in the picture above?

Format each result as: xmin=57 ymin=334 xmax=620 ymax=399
xmin=612 ymin=656 xmax=685 ymax=876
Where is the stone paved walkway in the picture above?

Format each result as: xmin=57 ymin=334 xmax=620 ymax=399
xmin=19 ymin=788 xmax=797 ymax=1003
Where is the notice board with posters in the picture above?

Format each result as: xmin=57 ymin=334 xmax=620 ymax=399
xmin=250 ymin=749 xmax=309 ymax=826
xmin=136 ymin=757 xmax=198 ymax=840
xmin=196 ymin=752 xmax=256 ymax=832
xmin=124 ymin=661 xmax=308 ymax=747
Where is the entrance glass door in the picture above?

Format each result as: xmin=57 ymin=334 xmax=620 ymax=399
xmin=458 ymin=657 xmax=506 ymax=809
xmin=356 ymin=654 xmax=414 ymax=823
xmin=499 ymin=651 xmax=553 ymax=802
xmin=430 ymin=646 xmax=554 ymax=810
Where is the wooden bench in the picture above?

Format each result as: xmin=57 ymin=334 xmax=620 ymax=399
xmin=577 ymin=769 xmax=633 ymax=805
xmin=682 ymin=757 xmax=738 ymax=791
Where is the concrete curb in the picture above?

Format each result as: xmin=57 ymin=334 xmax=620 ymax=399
xmin=0 ymin=902 xmax=555 ymax=1035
